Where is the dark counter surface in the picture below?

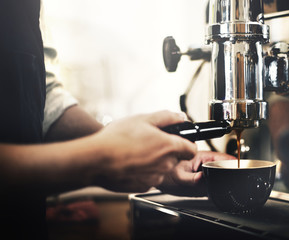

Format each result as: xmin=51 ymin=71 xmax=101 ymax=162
xmin=129 ymin=190 xmax=289 ymax=240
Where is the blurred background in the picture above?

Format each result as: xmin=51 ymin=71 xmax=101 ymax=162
xmin=41 ymin=0 xmax=208 ymax=125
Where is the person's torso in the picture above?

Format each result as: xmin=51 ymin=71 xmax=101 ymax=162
xmin=0 ymin=0 xmax=45 ymax=143
xmin=0 ymin=1 xmax=47 ymax=239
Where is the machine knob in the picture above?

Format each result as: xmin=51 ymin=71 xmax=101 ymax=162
xmin=163 ymin=36 xmax=181 ymax=72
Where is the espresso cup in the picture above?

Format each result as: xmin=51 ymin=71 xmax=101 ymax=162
xmin=202 ymin=160 xmax=276 ymax=214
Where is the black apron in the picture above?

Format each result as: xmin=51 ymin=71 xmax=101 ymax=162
xmin=0 ymin=0 xmax=47 ymax=239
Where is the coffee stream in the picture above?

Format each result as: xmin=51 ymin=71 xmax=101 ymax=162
xmin=235 ymin=129 xmax=243 ymax=168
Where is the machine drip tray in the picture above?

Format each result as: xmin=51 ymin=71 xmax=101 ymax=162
xmin=129 ymin=190 xmax=289 ymax=240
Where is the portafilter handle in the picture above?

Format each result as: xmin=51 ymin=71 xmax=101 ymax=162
xmin=162 ymin=120 xmax=232 ymax=142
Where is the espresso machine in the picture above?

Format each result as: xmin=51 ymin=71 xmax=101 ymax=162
xmin=162 ymin=0 xmax=289 ymax=164
xmin=130 ymin=1 xmax=289 ymax=239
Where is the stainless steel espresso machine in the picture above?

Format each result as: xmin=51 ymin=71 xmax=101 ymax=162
xmin=130 ymin=1 xmax=289 ymax=239
xmin=161 ymin=0 xmax=289 ymax=158
xmin=163 ymin=0 xmax=288 ymax=130
xmin=162 ymin=0 xmax=289 ymax=184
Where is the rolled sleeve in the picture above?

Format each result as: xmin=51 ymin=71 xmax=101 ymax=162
xmin=43 ymin=76 xmax=78 ymax=136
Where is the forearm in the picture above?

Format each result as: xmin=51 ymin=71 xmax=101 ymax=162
xmin=0 ymin=111 xmax=197 ymax=196
xmin=0 ymin=135 xmax=106 ymax=195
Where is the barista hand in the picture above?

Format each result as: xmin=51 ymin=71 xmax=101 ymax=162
xmin=87 ymin=110 xmax=197 ymax=193
xmin=158 ymin=151 xmax=235 ymax=196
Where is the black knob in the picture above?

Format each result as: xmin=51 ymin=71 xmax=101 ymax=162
xmin=163 ymin=36 xmax=181 ymax=72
